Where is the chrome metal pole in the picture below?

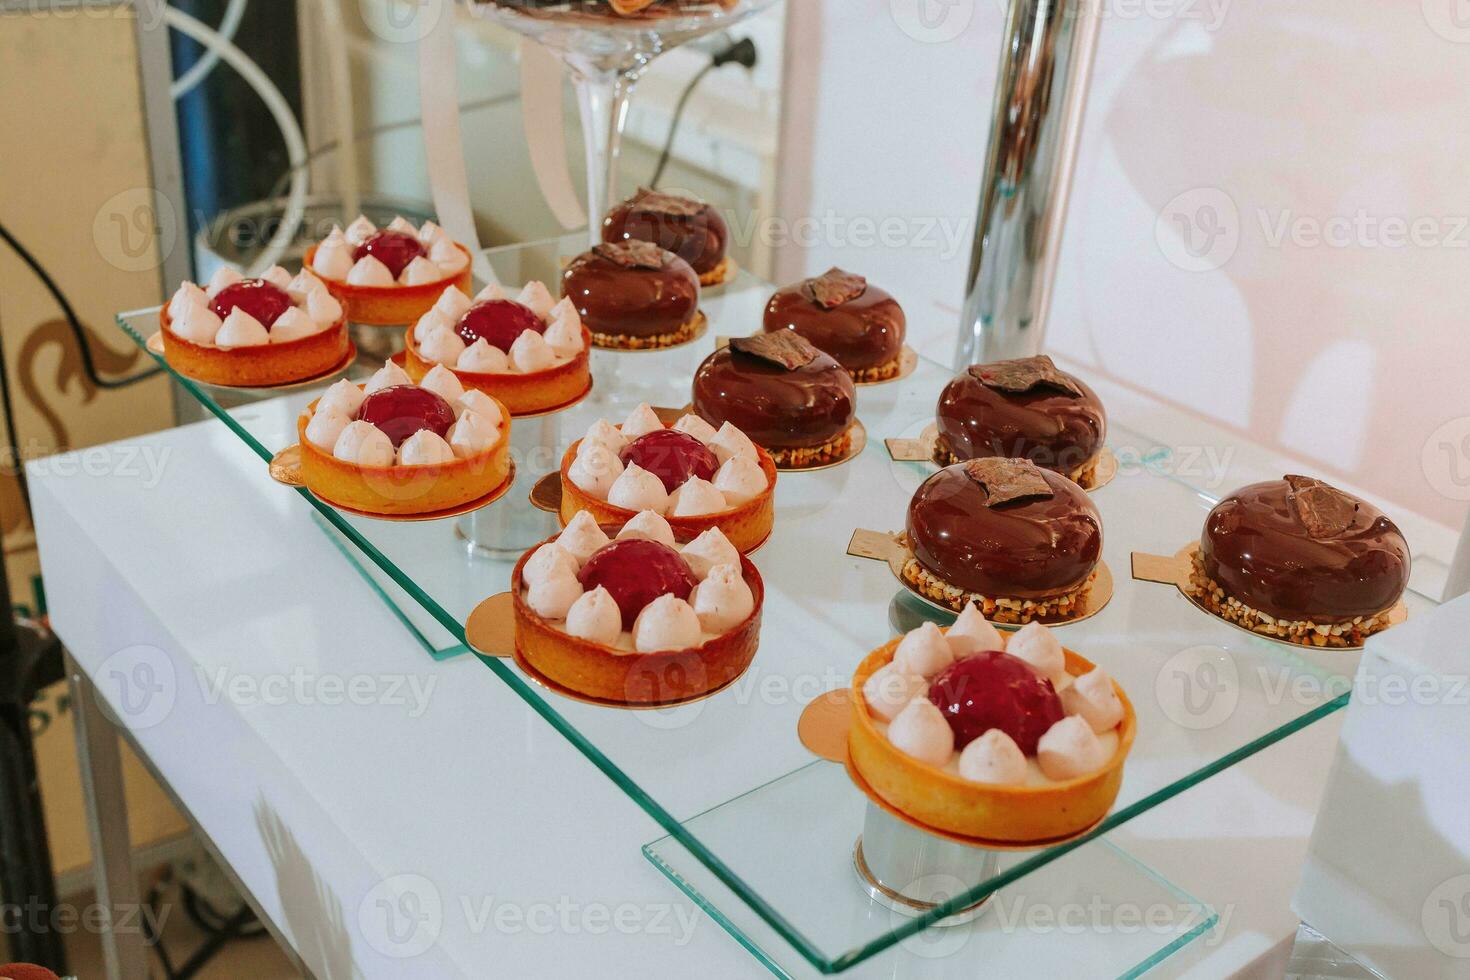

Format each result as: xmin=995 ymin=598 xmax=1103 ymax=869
xmin=954 ymin=0 xmax=1102 ymax=369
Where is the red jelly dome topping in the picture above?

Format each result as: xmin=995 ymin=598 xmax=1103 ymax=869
xmin=209 ymin=279 xmax=294 ymax=327
xmin=353 ymin=229 xmax=426 ymax=279
xmin=456 ymin=300 xmax=546 ymax=352
xmin=927 ymin=651 xmax=1064 ymax=754
xmin=577 ymin=539 xmax=698 ymax=629
xmin=619 ymin=430 xmax=718 ymax=493
xmin=356 ymin=385 xmax=455 ymax=448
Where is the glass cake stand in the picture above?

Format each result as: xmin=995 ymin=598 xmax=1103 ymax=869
xmin=115 ymin=235 xmax=1442 ymax=975
xmin=468 ymin=0 xmax=779 ymax=243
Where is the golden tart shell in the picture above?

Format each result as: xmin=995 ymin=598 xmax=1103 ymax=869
xmin=557 ymin=434 xmax=776 ymax=553
xmin=402 ymin=325 xmax=593 ymax=417
xmin=296 ymin=391 xmax=511 ymax=516
xmin=159 ymin=307 xmax=349 ymax=387
xmin=304 ymin=242 xmax=474 ymax=326
xmin=848 ymin=634 xmax=1135 ymax=844
xmin=511 ymin=531 xmax=764 ymax=706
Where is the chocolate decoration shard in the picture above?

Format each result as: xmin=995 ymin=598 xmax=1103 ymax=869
xmin=969 ymin=355 xmax=1083 ymax=397
xmin=805 ymin=267 xmax=868 ymax=309
xmin=629 ymin=188 xmax=705 ymax=218
xmin=728 ymin=331 xmax=821 ymax=370
xmin=592 ymin=240 xmax=667 ymax=270
xmin=1284 ymin=474 xmax=1358 ymax=538
xmin=962 ymin=458 xmax=1054 ymax=506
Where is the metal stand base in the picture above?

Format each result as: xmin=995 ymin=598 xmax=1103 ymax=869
xmin=851 ymin=802 xmax=999 ymax=925
xmin=454 ymin=408 xmax=567 ymax=559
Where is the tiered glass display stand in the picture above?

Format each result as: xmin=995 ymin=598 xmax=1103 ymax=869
xmin=118 ymin=236 xmax=1440 ymax=976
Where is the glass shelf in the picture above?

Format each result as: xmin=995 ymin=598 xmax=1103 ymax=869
xmin=118 ymin=236 xmax=1441 ymax=973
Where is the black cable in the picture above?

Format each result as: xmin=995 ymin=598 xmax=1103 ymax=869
xmin=0 ymin=301 xmax=30 ymax=528
xmin=650 ymin=37 xmax=758 ymax=189
xmin=0 ymin=221 xmax=163 ymax=392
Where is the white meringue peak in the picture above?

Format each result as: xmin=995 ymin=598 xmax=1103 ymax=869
xmin=215 ymin=308 xmax=269 ymax=348
xmin=607 ymin=463 xmax=669 ymax=514
xmin=946 ymin=604 xmax=1005 ymax=659
xmin=397 ymin=429 xmax=454 ymax=467
xmin=171 ymin=302 xmax=222 ymax=346
xmin=317 ymin=378 xmax=366 ymax=418
xmin=473 ymin=282 xmax=507 ymax=303
xmin=430 ymin=237 xmax=468 ymax=273
xmin=313 ymin=239 xmax=354 ymax=280
xmin=958 ymin=730 xmax=1029 ymax=785
xmin=1005 ymin=622 xmax=1067 ymax=686
xmin=710 ymin=421 xmax=759 ymax=464
xmin=346 ymin=254 xmax=394 ymax=287
xmin=399 ymin=255 xmax=442 ymax=286
xmin=615 ymin=510 xmax=676 ymax=548
xmin=332 ymin=420 xmax=394 ymax=467
xmin=680 ymin=527 xmax=739 ymax=580
xmin=620 ymin=403 xmax=665 ymax=441
xmin=1061 ymin=668 xmax=1124 ymax=734
xmin=671 ymin=414 xmax=718 ymax=444
xmin=386 ymin=215 xmax=418 ymax=236
xmin=892 ymin=622 xmax=955 ymax=679
xmin=269 ymin=307 xmax=319 ymax=343
xmin=455 ymin=389 xmax=501 ymax=423
xmin=527 ymin=571 xmax=583 ymax=621
xmin=668 ymin=477 xmax=727 ymax=517
xmin=286 ymin=269 xmax=324 ymax=304
xmin=261 ymin=265 xmax=293 ymax=290
xmin=306 ymin=287 xmax=343 ymax=326
xmin=447 ymin=410 xmax=498 ymax=459
xmin=413 ymin=309 xmax=453 ymax=345
xmin=558 ymin=511 xmax=611 ymax=563
xmin=205 ymin=266 xmax=242 ymax=297
xmin=523 ymin=542 xmax=579 ymax=589
xmin=582 ymin=419 xmax=629 ymax=456
xmin=689 ymin=562 xmax=754 ymax=633
xmin=418 ymin=364 xmax=465 ymax=404
xmin=568 ymin=443 xmax=624 ymax=499
xmin=543 ymin=313 xmax=583 ymax=359
xmin=364 ymin=361 xmax=412 ymax=393
xmin=632 ymin=595 xmax=702 ymax=652
xmin=1036 ymin=716 xmax=1110 ymax=781
xmin=168 ymin=282 xmax=207 ymax=321
xmin=417 ymin=220 xmax=446 ymax=246
xmin=516 ymin=281 xmax=556 ymax=319
xmin=344 ymin=215 xmax=377 ymax=245
xmin=456 ymin=338 xmax=510 ymax=374
xmin=509 ymin=330 xmax=556 ymax=373
xmin=887 ymin=700 xmax=954 ymax=767
xmin=565 ymin=586 xmax=622 ymax=645
xmin=434 ymin=285 xmax=474 ymax=321
xmin=304 ymin=409 xmax=350 ymax=451
xmin=863 ymin=664 xmax=929 ymax=723
xmin=712 ymin=455 xmax=766 ymax=505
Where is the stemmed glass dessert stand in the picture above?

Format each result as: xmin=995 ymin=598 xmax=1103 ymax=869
xmin=115 ymin=235 xmax=1441 ymax=976
xmin=470 ymin=0 xmax=780 ymax=246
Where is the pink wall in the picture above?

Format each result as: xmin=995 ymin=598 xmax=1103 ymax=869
xmin=778 ymin=0 xmax=1470 ymax=531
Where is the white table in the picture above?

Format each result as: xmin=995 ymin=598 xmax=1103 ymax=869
xmin=30 ymin=365 xmax=1455 ymax=979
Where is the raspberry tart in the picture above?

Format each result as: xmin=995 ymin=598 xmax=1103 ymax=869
xmin=512 ymin=511 xmax=763 ymax=705
xmin=761 ymin=268 xmax=906 ymax=382
xmin=561 ymin=241 xmax=704 ymax=350
xmin=559 ymin=403 xmax=776 ymax=552
xmin=849 ymin=611 xmax=1134 ymax=843
xmin=936 ymin=355 xmax=1107 ymax=488
xmin=296 ymin=361 xmax=511 ymax=517
xmin=602 ymin=188 xmax=732 ymax=286
xmin=905 ymin=458 xmax=1102 ymax=622
xmin=161 ymin=266 xmax=349 ymax=387
xmin=1188 ymin=475 xmax=1410 ymax=647
xmin=402 ymin=281 xmax=592 ymax=415
xmin=691 ymin=332 xmax=859 ymax=469
xmin=304 ymin=215 xmax=473 ymax=325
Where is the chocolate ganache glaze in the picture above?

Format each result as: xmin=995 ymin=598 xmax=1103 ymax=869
xmin=1200 ymin=476 xmax=1410 ymax=624
xmin=907 ymin=460 xmax=1102 ymax=599
xmin=561 ymin=241 xmax=699 ymax=339
xmin=602 ymin=189 xmax=728 ymax=277
xmin=936 ymin=356 xmax=1105 ymax=475
xmin=761 ymin=268 xmax=906 ymax=372
xmin=691 ymin=333 xmax=856 ymax=450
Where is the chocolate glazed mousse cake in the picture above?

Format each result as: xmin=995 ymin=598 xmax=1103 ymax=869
xmin=905 ymin=458 xmax=1103 ymax=623
xmin=1189 ymin=475 xmax=1410 ymax=647
xmin=761 ymin=268 xmax=906 ymax=382
xmin=936 ymin=355 xmax=1107 ymax=488
xmin=691 ymin=332 xmax=857 ymax=468
xmin=561 ymin=240 xmax=702 ymax=350
xmin=602 ymin=188 xmax=731 ymax=286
